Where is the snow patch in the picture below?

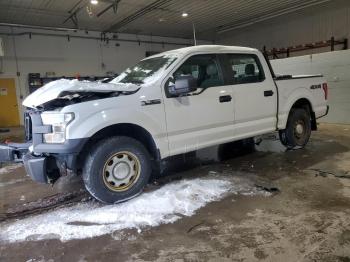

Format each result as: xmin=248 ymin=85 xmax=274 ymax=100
xmin=0 ymin=176 xmax=267 ymax=243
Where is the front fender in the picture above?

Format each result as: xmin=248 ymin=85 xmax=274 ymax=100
xmin=61 ymin=97 xmax=169 ymax=157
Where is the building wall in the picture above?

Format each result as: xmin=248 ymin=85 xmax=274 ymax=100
xmin=218 ymin=0 xmax=350 ymax=57
xmin=0 ymin=27 xmax=204 ymax=125
xmin=218 ymin=0 xmax=350 ymax=124
xmin=271 ymin=49 xmax=350 ymax=124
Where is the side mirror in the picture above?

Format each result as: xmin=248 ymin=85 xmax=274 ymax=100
xmin=168 ymin=75 xmax=197 ymax=96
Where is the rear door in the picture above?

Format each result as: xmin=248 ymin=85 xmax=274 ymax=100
xmin=223 ymin=53 xmax=277 ymax=138
xmin=162 ymin=54 xmax=235 ymax=155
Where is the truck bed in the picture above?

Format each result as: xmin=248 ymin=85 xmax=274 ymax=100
xmin=275 ymin=74 xmax=328 ymax=129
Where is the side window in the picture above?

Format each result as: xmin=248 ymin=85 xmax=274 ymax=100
xmin=227 ymin=54 xmax=265 ymax=84
xmin=173 ymin=54 xmax=224 ymax=88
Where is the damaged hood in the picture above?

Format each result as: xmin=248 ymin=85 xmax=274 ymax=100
xmin=23 ymin=79 xmax=140 ymax=109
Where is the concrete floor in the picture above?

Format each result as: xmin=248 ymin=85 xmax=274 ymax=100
xmin=0 ymin=124 xmax=350 ymax=262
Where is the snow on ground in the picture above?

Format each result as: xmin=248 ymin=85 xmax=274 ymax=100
xmin=0 ymin=175 xmax=268 ymax=243
xmin=0 ymin=163 xmax=23 ymax=175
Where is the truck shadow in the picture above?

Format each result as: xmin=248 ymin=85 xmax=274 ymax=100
xmin=153 ymin=133 xmax=349 ymax=182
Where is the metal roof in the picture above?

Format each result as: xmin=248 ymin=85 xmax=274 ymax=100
xmin=0 ymin=0 xmax=332 ymax=40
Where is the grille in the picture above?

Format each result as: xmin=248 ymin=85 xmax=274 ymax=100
xmin=24 ymin=111 xmax=32 ymax=142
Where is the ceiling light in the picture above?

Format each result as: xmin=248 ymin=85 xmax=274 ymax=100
xmin=182 ymin=12 xmax=188 ymax=17
xmin=90 ymin=0 xmax=98 ymax=5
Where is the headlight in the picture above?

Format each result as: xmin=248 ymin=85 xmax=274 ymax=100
xmin=41 ymin=112 xmax=75 ymax=143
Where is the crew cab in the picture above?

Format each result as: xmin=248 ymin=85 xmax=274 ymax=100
xmin=0 ymin=45 xmax=329 ymax=203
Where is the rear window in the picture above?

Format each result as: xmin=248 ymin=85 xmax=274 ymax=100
xmin=227 ymin=54 xmax=265 ymax=84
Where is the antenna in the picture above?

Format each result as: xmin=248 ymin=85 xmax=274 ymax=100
xmin=192 ymin=22 xmax=197 ymax=46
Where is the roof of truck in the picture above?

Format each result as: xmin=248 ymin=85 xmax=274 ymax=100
xmin=146 ymin=45 xmax=259 ymax=59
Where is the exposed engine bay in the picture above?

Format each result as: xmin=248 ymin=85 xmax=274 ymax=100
xmin=23 ymin=79 xmax=140 ymax=110
xmin=38 ymin=89 xmax=138 ymax=110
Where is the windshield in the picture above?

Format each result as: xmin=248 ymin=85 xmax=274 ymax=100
xmin=111 ymin=54 xmax=178 ymax=85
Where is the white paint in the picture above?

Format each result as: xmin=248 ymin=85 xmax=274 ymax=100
xmin=271 ymin=49 xmax=350 ymax=124
xmin=217 ymin=0 xmax=350 ymax=124
xmin=0 ymin=176 xmax=269 ymax=243
xmin=28 ymin=46 xmax=327 ymax=159
xmin=22 ymin=79 xmax=139 ymax=108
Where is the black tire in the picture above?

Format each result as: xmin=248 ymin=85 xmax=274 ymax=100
xmin=83 ymin=136 xmax=152 ymax=204
xmin=279 ymin=108 xmax=311 ymax=149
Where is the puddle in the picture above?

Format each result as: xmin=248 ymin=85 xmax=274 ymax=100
xmin=0 ymin=163 xmax=23 ymax=175
xmin=0 ymin=175 xmax=270 ymax=243
xmin=0 ymin=178 xmax=27 ymax=187
xmin=196 ymin=134 xmax=287 ymax=164
xmin=254 ymin=134 xmax=287 ymax=153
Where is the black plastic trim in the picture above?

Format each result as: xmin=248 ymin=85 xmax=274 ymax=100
xmin=23 ymin=153 xmax=48 ymax=183
xmin=29 ymin=111 xmax=44 ymax=146
xmin=219 ymin=95 xmax=232 ymax=103
xmin=141 ymin=99 xmax=162 ymax=106
xmin=275 ymin=74 xmax=323 ymax=81
xmin=34 ymin=138 xmax=88 ymax=154
xmin=0 ymin=144 xmax=15 ymax=162
xmin=0 ymin=143 xmax=31 ymax=162
xmin=316 ymin=105 xmax=330 ymax=119
xmin=264 ymin=90 xmax=274 ymax=97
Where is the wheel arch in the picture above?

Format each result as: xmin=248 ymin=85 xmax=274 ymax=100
xmin=289 ymin=98 xmax=317 ymax=130
xmin=81 ymin=123 xmax=161 ymax=162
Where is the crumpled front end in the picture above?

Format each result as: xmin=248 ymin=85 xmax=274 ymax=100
xmin=1 ymin=79 xmax=140 ymax=184
xmin=23 ymin=79 xmax=140 ymax=110
xmin=0 ymin=109 xmax=87 ymax=184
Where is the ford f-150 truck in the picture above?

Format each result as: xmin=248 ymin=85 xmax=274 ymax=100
xmin=0 ymin=45 xmax=329 ymax=203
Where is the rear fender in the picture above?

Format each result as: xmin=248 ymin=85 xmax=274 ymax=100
xmin=278 ymin=87 xmax=315 ymax=130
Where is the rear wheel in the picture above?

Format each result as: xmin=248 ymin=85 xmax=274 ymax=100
xmin=83 ymin=136 xmax=151 ymax=203
xmin=279 ymin=108 xmax=311 ymax=149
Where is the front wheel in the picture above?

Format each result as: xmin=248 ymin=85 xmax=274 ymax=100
xmin=83 ymin=136 xmax=152 ymax=204
xmin=279 ymin=108 xmax=311 ymax=149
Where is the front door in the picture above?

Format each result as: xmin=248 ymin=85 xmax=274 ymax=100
xmin=162 ymin=54 xmax=235 ymax=156
xmin=0 ymin=78 xmax=20 ymax=127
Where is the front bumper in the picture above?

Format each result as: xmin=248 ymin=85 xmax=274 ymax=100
xmin=0 ymin=143 xmax=31 ymax=162
xmin=0 ymin=143 xmax=47 ymax=183
xmin=0 ymin=110 xmax=87 ymax=184
xmin=0 ymin=139 xmax=85 ymax=184
xmin=22 ymin=153 xmax=48 ymax=183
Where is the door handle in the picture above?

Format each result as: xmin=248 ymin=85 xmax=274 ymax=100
xmin=219 ymin=95 xmax=232 ymax=103
xmin=264 ymin=90 xmax=274 ymax=97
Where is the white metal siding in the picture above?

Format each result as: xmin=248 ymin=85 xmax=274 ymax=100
xmin=271 ymin=49 xmax=350 ymax=124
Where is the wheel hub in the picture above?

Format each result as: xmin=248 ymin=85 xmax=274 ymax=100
xmin=113 ymin=162 xmax=130 ymax=180
xmin=102 ymin=151 xmax=141 ymax=192
xmin=295 ymin=123 xmax=304 ymax=135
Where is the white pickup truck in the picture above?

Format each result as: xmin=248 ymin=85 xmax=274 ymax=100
xmin=0 ymin=45 xmax=329 ymax=203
